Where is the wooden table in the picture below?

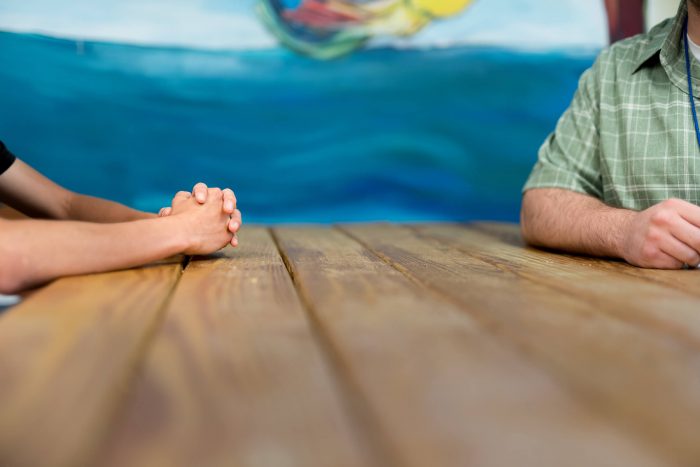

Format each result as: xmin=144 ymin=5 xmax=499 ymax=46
xmin=1 ymin=223 xmax=699 ymax=467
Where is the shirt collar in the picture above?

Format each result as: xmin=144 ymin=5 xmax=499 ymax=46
xmin=633 ymin=0 xmax=686 ymax=74
xmin=633 ymin=1 xmax=700 ymax=97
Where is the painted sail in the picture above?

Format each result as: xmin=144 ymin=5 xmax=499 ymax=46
xmin=257 ymin=0 xmax=474 ymax=59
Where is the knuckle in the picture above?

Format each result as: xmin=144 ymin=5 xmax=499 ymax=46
xmin=650 ymin=210 xmax=672 ymax=227
xmin=641 ymin=244 xmax=658 ymax=261
xmin=645 ymin=227 xmax=662 ymax=244
xmin=172 ymin=191 xmax=189 ymax=203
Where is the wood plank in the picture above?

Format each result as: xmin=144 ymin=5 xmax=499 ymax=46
xmin=0 ymin=263 xmax=182 ymax=467
xmin=473 ymin=221 xmax=700 ymax=298
xmin=98 ymin=227 xmax=375 ymax=467
xmin=273 ymin=226 xmax=667 ymax=467
xmin=415 ymin=223 xmax=700 ymax=349
xmin=342 ymin=223 xmax=700 ymax=465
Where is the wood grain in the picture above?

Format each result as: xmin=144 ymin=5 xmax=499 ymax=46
xmin=0 ymin=263 xmax=182 ymax=467
xmin=98 ymin=227 xmax=374 ymax=467
xmin=473 ymin=221 xmax=700 ymax=299
xmin=416 ymin=223 xmax=700 ymax=349
xmin=343 ymin=223 xmax=700 ymax=465
xmin=274 ymin=226 xmax=666 ymax=467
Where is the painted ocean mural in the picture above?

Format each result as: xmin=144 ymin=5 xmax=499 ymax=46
xmin=0 ymin=0 xmax=612 ymax=223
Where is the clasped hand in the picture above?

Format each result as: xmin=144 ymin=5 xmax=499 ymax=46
xmin=159 ymin=182 xmax=242 ymax=255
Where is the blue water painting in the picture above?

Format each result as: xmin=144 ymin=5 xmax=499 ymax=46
xmin=0 ymin=31 xmax=594 ymax=223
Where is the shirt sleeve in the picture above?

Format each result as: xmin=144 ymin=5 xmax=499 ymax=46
xmin=0 ymin=140 xmax=17 ymax=176
xmin=523 ymin=53 xmax=604 ymax=199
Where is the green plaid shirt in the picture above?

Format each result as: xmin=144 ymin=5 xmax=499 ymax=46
xmin=524 ymin=2 xmax=700 ymax=210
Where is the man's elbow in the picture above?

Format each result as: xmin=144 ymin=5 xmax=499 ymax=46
xmin=520 ymin=191 xmax=539 ymax=246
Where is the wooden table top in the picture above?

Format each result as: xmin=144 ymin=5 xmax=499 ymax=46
xmin=1 ymin=222 xmax=699 ymax=467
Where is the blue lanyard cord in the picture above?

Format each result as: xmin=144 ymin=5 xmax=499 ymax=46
xmin=684 ymin=17 xmax=700 ymax=151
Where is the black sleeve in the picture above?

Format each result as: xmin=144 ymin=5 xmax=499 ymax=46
xmin=0 ymin=140 xmax=17 ymax=176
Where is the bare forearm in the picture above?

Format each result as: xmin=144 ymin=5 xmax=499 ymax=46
xmin=0 ymin=216 xmax=186 ymax=293
xmin=0 ymin=160 xmax=154 ymax=222
xmin=66 ymin=193 xmax=155 ymax=223
xmin=521 ymin=188 xmax=635 ymax=258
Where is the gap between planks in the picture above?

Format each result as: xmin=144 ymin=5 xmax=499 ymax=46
xmin=339 ymin=225 xmax=697 ymax=467
xmin=269 ymin=227 xmax=403 ymax=467
xmin=335 ymin=224 xmax=632 ymax=409
xmin=421 ymin=223 xmax=700 ymax=353
xmin=472 ymin=221 xmax=700 ymax=301
xmin=97 ymin=227 xmax=386 ymax=467
xmin=274 ymin=225 xmax=668 ymax=467
xmin=86 ymin=256 xmax=191 ymax=466
xmin=0 ymin=261 xmax=187 ymax=467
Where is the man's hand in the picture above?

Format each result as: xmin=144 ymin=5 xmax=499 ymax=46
xmin=521 ymin=188 xmax=698 ymax=270
xmin=159 ymin=182 xmax=241 ymax=247
xmin=621 ymin=198 xmax=700 ymax=269
xmin=169 ymin=188 xmax=233 ymax=255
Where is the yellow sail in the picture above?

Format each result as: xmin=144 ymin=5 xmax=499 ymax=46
xmin=257 ymin=0 xmax=477 ymax=59
xmin=409 ymin=0 xmax=474 ymax=18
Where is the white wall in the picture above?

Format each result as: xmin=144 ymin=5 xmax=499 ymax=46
xmin=0 ymin=0 xmax=609 ymax=51
xmin=646 ymin=0 xmax=681 ymax=30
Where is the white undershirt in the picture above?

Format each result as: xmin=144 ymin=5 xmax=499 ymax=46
xmin=688 ymin=34 xmax=700 ymax=61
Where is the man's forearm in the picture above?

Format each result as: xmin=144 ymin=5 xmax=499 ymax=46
xmin=521 ymin=188 xmax=635 ymax=259
xmin=0 ymin=216 xmax=187 ymax=293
